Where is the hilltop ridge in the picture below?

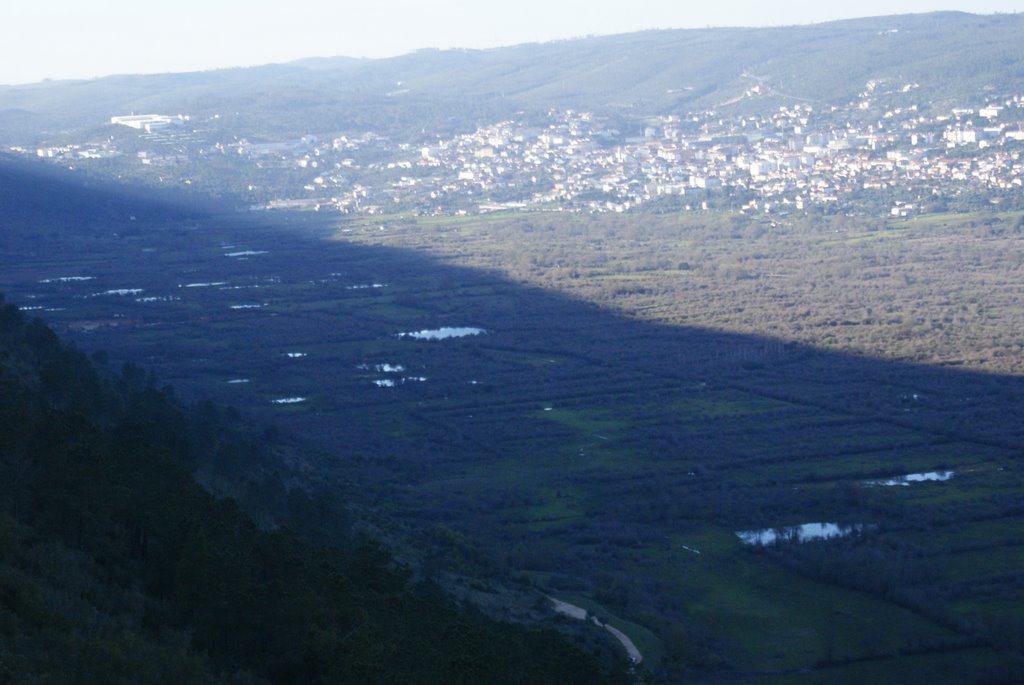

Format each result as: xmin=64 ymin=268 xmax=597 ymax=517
xmin=2 ymin=11 xmax=1023 ymax=143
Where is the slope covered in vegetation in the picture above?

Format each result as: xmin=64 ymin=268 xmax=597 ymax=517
xmin=0 ymin=298 xmax=622 ymax=684
xmin=2 ymin=12 xmax=1022 ymax=143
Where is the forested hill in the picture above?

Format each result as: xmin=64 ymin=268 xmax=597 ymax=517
xmin=0 ymin=298 xmax=622 ymax=684
xmin=2 ymin=11 xmax=1022 ymax=142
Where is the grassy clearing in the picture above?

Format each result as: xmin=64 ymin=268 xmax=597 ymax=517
xmin=819 ymin=229 xmax=907 ymax=247
xmin=944 ymin=543 xmax=1024 ymax=582
xmin=538 ymin=407 xmax=629 ymax=436
xmin=674 ymin=394 xmax=794 ymax=419
xmin=950 ymin=597 xmax=1024 ymax=623
xmin=523 ymin=488 xmax=585 ymax=531
xmin=747 ymin=648 xmax=1013 ymax=685
xmin=897 ymin=518 xmax=1024 ymax=551
xmin=657 ymin=539 xmax=957 ymax=671
xmin=762 ymin=443 xmax=986 ymax=482
xmin=482 ymin=348 xmax=570 ymax=367
xmin=369 ymin=302 xmax=429 ymax=320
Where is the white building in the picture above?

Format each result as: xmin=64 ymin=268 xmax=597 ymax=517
xmin=110 ymin=114 xmax=187 ymax=133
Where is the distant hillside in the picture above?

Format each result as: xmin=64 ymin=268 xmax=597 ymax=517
xmin=1 ymin=11 xmax=1022 ymax=143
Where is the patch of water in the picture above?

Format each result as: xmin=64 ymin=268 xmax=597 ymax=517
xmin=399 ymin=327 xmax=486 ymax=340
xmin=271 ymin=397 xmax=306 ymax=404
xmin=230 ymin=304 xmax=265 ymax=310
xmin=91 ymin=289 xmax=144 ymax=297
xmin=226 ymin=379 xmax=250 ymax=384
xmin=182 ymin=282 xmax=229 ymax=288
xmin=358 ymin=363 xmax=404 ymax=373
xmin=39 ymin=276 xmax=94 ymax=283
xmin=225 ymin=250 xmax=269 ymax=257
xmin=736 ymin=522 xmax=864 ymax=546
xmin=136 ymin=296 xmax=181 ymax=303
xmin=867 ymin=471 xmax=955 ymax=487
xmin=373 ymin=376 xmax=428 ymax=388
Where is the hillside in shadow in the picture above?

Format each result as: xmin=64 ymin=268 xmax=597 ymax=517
xmin=0 ymin=297 xmax=625 ymax=685
xmin=1 ymin=156 xmax=1021 ymax=682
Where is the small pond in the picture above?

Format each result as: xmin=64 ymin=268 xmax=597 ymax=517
xmin=867 ymin=471 xmax=955 ymax=487
xmin=736 ymin=522 xmax=864 ymax=546
xmin=358 ymin=363 xmax=405 ymax=373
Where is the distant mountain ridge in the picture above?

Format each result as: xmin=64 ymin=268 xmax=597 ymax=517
xmin=1 ymin=11 xmax=1022 ymax=142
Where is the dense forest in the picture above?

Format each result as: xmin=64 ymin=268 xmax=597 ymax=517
xmin=0 ymin=297 xmax=625 ymax=684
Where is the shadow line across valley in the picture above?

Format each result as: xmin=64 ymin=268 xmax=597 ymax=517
xmin=2 ymin=156 xmax=1021 ymax=680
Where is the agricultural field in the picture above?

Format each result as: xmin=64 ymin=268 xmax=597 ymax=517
xmin=2 ymin=186 xmax=1022 ymax=681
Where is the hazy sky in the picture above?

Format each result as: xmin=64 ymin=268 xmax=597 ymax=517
xmin=3 ymin=0 xmax=1023 ymax=85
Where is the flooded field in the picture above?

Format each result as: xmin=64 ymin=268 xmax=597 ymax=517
xmin=867 ymin=471 xmax=955 ymax=487
xmin=736 ymin=522 xmax=865 ymax=546
xmin=399 ymin=327 xmax=486 ymax=340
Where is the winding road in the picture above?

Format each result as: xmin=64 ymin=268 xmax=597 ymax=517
xmin=548 ymin=596 xmax=644 ymax=665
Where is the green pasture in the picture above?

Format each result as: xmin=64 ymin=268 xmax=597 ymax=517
xmin=746 ymin=648 xmax=1013 ymax=685
xmin=523 ymin=487 xmax=586 ymax=531
xmin=482 ymin=348 xmax=569 ymax=367
xmin=944 ymin=543 xmax=1024 ymax=582
xmin=648 ymin=533 xmax=958 ymax=671
xmin=538 ymin=406 xmax=629 ymax=436
xmin=673 ymin=394 xmax=794 ymax=419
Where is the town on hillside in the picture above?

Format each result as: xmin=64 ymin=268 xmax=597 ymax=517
xmin=18 ymin=82 xmax=1024 ymax=218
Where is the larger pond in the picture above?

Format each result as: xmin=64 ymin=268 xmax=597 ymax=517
xmin=736 ymin=522 xmax=864 ymax=546
xmin=399 ymin=327 xmax=486 ymax=340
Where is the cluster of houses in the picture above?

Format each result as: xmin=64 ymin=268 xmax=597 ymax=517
xmin=17 ymin=87 xmax=1024 ymax=217
xmin=346 ymin=96 xmax=1024 ymax=216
